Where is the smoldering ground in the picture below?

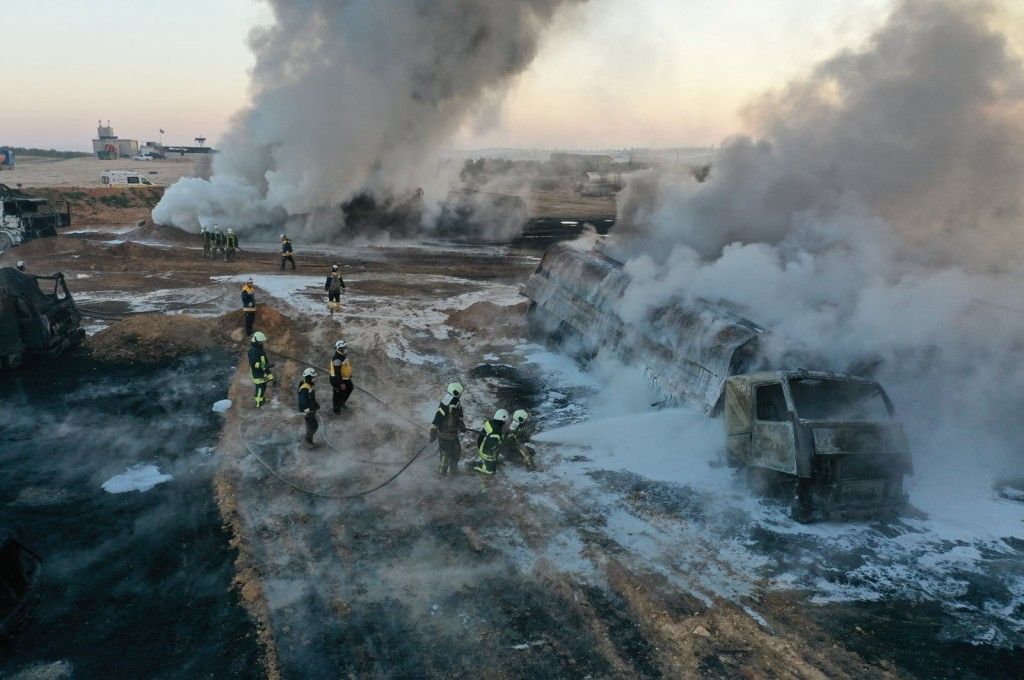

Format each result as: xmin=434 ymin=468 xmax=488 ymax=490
xmin=609 ymin=0 xmax=1024 ymax=493
xmin=0 ymin=351 xmax=259 ymax=678
xmin=152 ymin=0 xmax=587 ymax=241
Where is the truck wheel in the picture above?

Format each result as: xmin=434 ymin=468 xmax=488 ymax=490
xmin=0 ymin=233 xmax=13 ymax=254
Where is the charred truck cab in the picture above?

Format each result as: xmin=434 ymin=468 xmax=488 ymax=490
xmin=522 ymin=242 xmax=913 ymax=521
xmin=0 ymin=267 xmax=84 ymax=368
xmin=725 ymin=371 xmax=912 ymax=519
xmin=0 ymin=184 xmax=71 ymax=253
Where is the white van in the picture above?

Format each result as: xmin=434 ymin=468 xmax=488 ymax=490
xmin=100 ymin=170 xmax=155 ymax=186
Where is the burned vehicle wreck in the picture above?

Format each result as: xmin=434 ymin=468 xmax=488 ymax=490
xmin=0 ymin=267 xmax=84 ymax=368
xmin=725 ymin=371 xmax=911 ymax=520
xmin=0 ymin=184 xmax=72 ymax=253
xmin=522 ymin=242 xmax=913 ymax=520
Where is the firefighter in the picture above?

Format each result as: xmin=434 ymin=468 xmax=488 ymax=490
xmin=248 ymin=331 xmax=274 ymax=409
xmin=328 ymin=340 xmax=353 ymax=413
xmin=200 ymin=226 xmax=212 ymax=259
xmin=430 ymin=383 xmax=466 ymax=477
xmin=502 ymin=409 xmax=535 ymax=470
xmin=213 ymin=226 xmax=227 ymax=260
xmin=324 ymin=264 xmax=346 ymax=315
xmin=241 ymin=278 xmax=257 ymax=337
xmin=280 ymin=234 xmax=295 ymax=270
xmin=225 ymin=228 xmax=239 ymax=261
xmin=15 ymin=260 xmax=25 ymax=272
xmin=297 ymin=367 xmax=320 ymax=446
xmin=472 ymin=409 xmax=508 ymax=476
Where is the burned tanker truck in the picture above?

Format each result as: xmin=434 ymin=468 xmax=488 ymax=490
xmin=522 ymin=243 xmax=912 ymax=520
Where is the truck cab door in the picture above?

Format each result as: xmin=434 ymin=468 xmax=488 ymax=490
xmin=751 ymin=382 xmax=798 ymax=474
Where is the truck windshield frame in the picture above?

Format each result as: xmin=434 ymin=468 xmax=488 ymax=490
xmin=788 ymin=378 xmax=894 ymax=421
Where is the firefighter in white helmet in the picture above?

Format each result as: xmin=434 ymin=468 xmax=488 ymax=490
xmin=297 ymin=367 xmax=320 ymax=446
xmin=248 ymin=332 xmax=274 ymax=409
xmin=472 ymin=409 xmax=508 ymax=476
xmin=500 ymin=409 xmax=535 ymax=469
xmin=224 ymin=227 xmax=238 ymax=261
xmin=328 ymin=339 xmax=353 ymax=412
xmin=430 ymin=382 xmax=467 ymax=477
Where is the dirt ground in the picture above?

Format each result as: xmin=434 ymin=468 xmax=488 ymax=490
xmin=2 ymin=211 xmax=1020 ymax=679
xmin=0 ymin=155 xmax=197 ymax=187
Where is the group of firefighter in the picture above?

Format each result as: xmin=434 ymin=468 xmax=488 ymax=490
xmin=201 ymin=227 xmax=298 ymax=271
xmin=242 ymin=270 xmax=534 ymax=477
xmin=430 ymin=381 xmax=534 ymax=476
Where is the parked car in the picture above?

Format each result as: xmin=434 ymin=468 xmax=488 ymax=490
xmin=100 ymin=170 xmax=155 ymax=186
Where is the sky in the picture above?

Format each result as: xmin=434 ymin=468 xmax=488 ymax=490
xmin=1 ymin=0 xmax=915 ymax=151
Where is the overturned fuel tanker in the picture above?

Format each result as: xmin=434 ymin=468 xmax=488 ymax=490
xmin=522 ymin=242 xmax=912 ymax=520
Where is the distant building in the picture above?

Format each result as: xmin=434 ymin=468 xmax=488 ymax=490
xmin=91 ymin=120 xmax=139 ymax=159
xmin=159 ymin=145 xmax=214 ymax=158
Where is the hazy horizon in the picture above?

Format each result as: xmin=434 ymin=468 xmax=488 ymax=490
xmin=3 ymin=0 xmax=920 ymax=152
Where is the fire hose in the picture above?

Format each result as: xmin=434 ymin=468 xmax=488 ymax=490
xmin=238 ymin=412 xmax=435 ymax=500
xmin=214 ymin=311 xmax=448 ymax=499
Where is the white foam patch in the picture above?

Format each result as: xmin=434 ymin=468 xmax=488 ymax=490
xmin=102 ymin=464 xmax=173 ymax=493
xmin=212 ymin=399 xmax=232 ymax=413
xmin=520 ymin=344 xmax=1024 ymax=645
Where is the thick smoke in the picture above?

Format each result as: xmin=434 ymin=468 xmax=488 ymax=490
xmin=153 ymin=0 xmax=584 ymax=239
xmin=612 ymin=0 xmax=1024 ymax=488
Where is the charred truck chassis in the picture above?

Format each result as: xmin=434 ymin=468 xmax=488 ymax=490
xmin=0 ymin=184 xmax=71 ymax=253
xmin=522 ymin=243 xmax=913 ymax=520
xmin=0 ymin=268 xmax=84 ymax=368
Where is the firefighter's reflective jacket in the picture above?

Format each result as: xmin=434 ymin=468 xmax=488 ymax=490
xmin=329 ymin=351 xmax=352 ymax=382
xmin=324 ymin=273 xmax=345 ymax=293
xmin=281 ymin=239 xmax=293 ymax=255
xmin=432 ymin=402 xmax=465 ymax=440
xmin=476 ymin=419 xmax=504 ymax=461
xmin=226 ymin=233 xmax=239 ymax=249
xmin=248 ymin=344 xmax=271 ymax=383
xmin=214 ymin=232 xmax=226 ymax=247
xmin=298 ymin=380 xmax=319 ymax=413
xmin=241 ymin=285 xmax=256 ymax=311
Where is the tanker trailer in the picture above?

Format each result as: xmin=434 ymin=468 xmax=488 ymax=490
xmin=521 ymin=242 xmax=912 ymax=520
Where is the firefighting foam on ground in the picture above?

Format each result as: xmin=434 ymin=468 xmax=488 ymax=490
xmin=1 ymin=0 xmax=1023 ymax=678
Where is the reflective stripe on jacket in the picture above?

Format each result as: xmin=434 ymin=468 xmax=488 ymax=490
xmin=477 ymin=419 xmax=503 ymax=460
xmin=432 ymin=402 xmax=465 ymax=438
xmin=248 ymin=344 xmax=270 ymax=383
xmin=329 ymin=352 xmax=352 ymax=380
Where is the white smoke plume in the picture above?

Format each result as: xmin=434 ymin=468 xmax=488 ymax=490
xmin=612 ymin=0 xmax=1024 ymax=488
xmin=153 ymin=0 xmax=585 ymax=239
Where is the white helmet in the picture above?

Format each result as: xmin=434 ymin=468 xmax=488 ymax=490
xmin=200 ymin=225 xmax=207 ymax=233
xmin=335 ymin=340 xmax=347 ymax=351
xmin=494 ymin=409 xmax=509 ymax=421
xmin=446 ymin=382 xmax=464 ymax=398
xmin=16 ymin=260 xmax=24 ymax=269
xmin=331 ymin=264 xmax=338 ymax=271
xmin=512 ymin=409 xmax=528 ymax=425
xmin=280 ymin=233 xmax=286 ymax=239
xmin=246 ymin=277 xmax=254 ymax=284
xmin=227 ymin=227 xmax=234 ymax=234
xmin=251 ymin=331 xmax=267 ymax=343
xmin=302 ymin=367 xmax=316 ymax=379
